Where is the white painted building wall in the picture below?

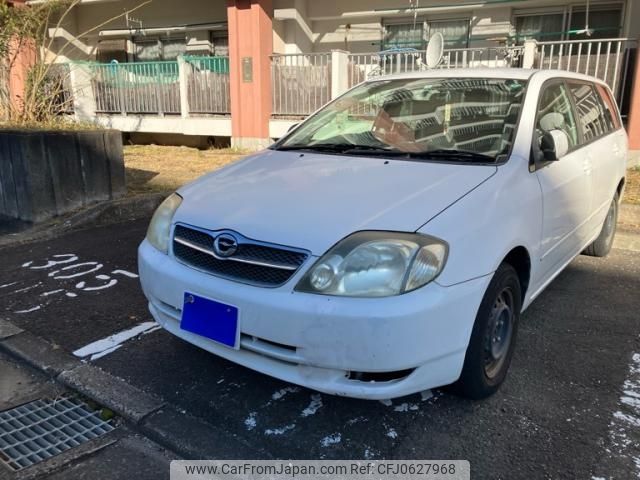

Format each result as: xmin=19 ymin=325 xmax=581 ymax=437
xmin=47 ymin=0 xmax=637 ymax=60
xmin=272 ymin=0 xmax=636 ymax=54
xmin=47 ymin=0 xmax=228 ymax=62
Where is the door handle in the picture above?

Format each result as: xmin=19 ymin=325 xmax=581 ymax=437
xmin=583 ymin=157 xmax=592 ymax=175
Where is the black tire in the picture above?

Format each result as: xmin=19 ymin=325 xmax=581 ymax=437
xmin=452 ymin=263 xmax=522 ymax=400
xmin=583 ymin=193 xmax=619 ymax=258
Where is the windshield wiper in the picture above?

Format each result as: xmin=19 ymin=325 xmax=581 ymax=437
xmin=407 ymin=149 xmax=496 ymax=163
xmin=275 ymin=144 xmax=496 ymax=162
xmin=275 ymin=143 xmax=393 ymax=154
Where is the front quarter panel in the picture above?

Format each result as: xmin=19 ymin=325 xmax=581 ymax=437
xmin=421 ymin=156 xmax=543 ymax=300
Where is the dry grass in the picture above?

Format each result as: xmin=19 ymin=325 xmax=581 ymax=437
xmin=123 ymin=145 xmax=640 ymax=205
xmin=124 ymin=145 xmax=247 ymax=195
xmin=626 ymin=166 xmax=640 ymax=205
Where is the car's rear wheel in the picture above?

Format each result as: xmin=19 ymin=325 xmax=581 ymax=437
xmin=583 ymin=193 xmax=619 ymax=257
xmin=452 ymin=263 xmax=521 ymax=399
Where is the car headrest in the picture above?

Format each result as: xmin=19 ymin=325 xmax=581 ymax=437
xmin=539 ymin=112 xmax=565 ymax=132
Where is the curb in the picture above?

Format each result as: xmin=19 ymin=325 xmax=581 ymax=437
xmin=0 ymin=193 xmax=165 ymax=249
xmin=0 ymin=319 xmax=267 ymax=460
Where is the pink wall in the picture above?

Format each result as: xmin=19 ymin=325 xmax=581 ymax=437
xmin=227 ymin=0 xmax=273 ymax=144
xmin=627 ymin=48 xmax=640 ymax=150
xmin=8 ymin=37 xmax=36 ymax=114
xmin=6 ymin=0 xmax=36 ymax=116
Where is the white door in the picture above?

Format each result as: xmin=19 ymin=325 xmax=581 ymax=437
xmin=534 ymin=81 xmax=592 ymax=279
xmin=568 ymin=81 xmax=625 ymax=236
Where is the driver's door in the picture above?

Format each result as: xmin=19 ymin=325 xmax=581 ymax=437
xmin=534 ymin=80 xmax=592 ymax=281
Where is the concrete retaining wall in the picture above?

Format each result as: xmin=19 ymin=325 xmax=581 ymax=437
xmin=0 ymin=129 xmax=125 ymax=223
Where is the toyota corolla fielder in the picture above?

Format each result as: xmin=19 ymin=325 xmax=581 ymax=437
xmin=139 ymin=68 xmax=627 ymax=400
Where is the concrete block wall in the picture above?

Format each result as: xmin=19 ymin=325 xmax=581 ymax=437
xmin=0 ymin=130 xmax=125 ymax=222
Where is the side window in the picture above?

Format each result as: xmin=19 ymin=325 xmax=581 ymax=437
xmin=568 ymin=81 xmax=609 ymax=141
xmin=536 ymin=82 xmax=579 ymax=150
xmin=595 ymin=83 xmax=621 ymax=131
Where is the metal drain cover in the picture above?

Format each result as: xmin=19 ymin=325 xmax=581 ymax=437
xmin=0 ymin=397 xmax=115 ymax=471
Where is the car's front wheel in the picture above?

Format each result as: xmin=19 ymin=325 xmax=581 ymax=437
xmin=583 ymin=192 xmax=619 ymax=257
xmin=453 ymin=263 xmax=521 ymax=399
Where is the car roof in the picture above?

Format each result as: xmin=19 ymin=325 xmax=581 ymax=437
xmin=365 ymin=68 xmax=611 ymax=88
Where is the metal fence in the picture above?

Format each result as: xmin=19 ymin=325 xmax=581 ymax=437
xmin=348 ymin=46 xmax=525 ymax=87
xmin=185 ymin=56 xmax=230 ymax=114
xmin=90 ymin=61 xmax=181 ymax=115
xmin=535 ymin=38 xmax=637 ymax=105
xmin=443 ymin=46 xmax=524 ymax=69
xmin=45 ymin=64 xmax=74 ymax=115
xmin=271 ymin=53 xmax=331 ymax=116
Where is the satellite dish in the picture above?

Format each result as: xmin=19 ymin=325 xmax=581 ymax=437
xmin=425 ymin=32 xmax=444 ymax=69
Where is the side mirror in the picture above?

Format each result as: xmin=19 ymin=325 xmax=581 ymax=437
xmin=540 ymin=129 xmax=569 ymax=161
xmin=287 ymin=123 xmax=299 ymax=133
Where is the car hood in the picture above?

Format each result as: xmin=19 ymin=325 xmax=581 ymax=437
xmin=176 ymin=150 xmax=496 ymax=255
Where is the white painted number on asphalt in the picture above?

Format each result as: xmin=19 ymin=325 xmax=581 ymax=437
xmin=5 ymin=253 xmax=139 ymax=314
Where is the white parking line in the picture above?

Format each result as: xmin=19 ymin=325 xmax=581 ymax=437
xmin=601 ymin=349 xmax=640 ymax=478
xmin=15 ymin=306 xmax=42 ymax=314
xmin=72 ymin=321 xmax=159 ymax=361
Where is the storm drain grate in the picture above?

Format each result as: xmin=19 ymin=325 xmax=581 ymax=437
xmin=0 ymin=397 xmax=115 ymax=471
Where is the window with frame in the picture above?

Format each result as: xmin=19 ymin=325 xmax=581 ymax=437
xmin=569 ymin=4 xmax=622 ymax=40
xmin=133 ymin=36 xmax=186 ymax=61
xmin=96 ymin=39 xmax=127 ymax=63
xmin=383 ymin=22 xmax=425 ymax=50
xmin=568 ymin=81 xmax=609 ymax=142
xmin=210 ymin=30 xmax=229 ymax=56
xmin=428 ymin=19 xmax=470 ymax=49
xmin=514 ymin=13 xmax=564 ymax=43
xmin=514 ymin=3 xmax=623 ymax=43
xmin=595 ymin=83 xmax=621 ymax=131
xmin=536 ymin=82 xmax=579 ymax=150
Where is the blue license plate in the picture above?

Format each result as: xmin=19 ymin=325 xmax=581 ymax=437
xmin=180 ymin=292 xmax=239 ymax=348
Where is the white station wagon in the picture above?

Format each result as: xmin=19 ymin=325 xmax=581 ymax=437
xmin=139 ymin=69 xmax=627 ymax=400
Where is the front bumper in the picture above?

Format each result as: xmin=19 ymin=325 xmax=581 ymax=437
xmin=138 ymin=239 xmax=491 ymax=399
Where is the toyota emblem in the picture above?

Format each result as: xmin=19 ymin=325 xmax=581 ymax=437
xmin=213 ymin=233 xmax=238 ymax=258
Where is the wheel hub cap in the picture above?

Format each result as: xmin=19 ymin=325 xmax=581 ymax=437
xmin=484 ymin=288 xmax=514 ymax=379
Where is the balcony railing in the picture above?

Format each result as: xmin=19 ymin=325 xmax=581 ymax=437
xmin=348 ymin=46 xmax=525 ymax=88
xmin=184 ymin=56 xmax=231 ymax=115
xmin=58 ymin=38 xmax=636 ymax=129
xmin=535 ymin=38 xmax=638 ymax=106
xmin=85 ymin=57 xmax=231 ymax=116
xmin=270 ymin=53 xmax=332 ymax=117
xmin=89 ymin=61 xmax=181 ymax=115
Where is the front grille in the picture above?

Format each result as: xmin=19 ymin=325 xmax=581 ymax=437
xmin=173 ymin=225 xmax=309 ymax=287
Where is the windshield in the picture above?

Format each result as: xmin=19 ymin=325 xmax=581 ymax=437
xmin=274 ymin=77 xmax=527 ymax=162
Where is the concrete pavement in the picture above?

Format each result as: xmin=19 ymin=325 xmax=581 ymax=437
xmin=0 ymin=351 xmax=176 ymax=480
xmin=0 ymin=218 xmax=640 ymax=479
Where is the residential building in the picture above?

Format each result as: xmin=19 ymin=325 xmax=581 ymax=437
xmin=4 ymin=0 xmax=640 ymax=149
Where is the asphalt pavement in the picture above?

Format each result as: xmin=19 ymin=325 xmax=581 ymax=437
xmin=1 ymin=218 xmax=640 ymax=479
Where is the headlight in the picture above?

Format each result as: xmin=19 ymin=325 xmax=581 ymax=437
xmin=295 ymin=231 xmax=447 ymax=297
xmin=146 ymin=193 xmax=182 ymax=254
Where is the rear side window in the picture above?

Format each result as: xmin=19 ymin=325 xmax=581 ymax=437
xmin=595 ymin=83 xmax=621 ymax=131
xmin=536 ymin=82 xmax=579 ymax=149
xmin=567 ymin=81 xmax=609 ymax=142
